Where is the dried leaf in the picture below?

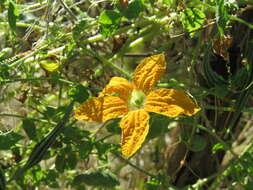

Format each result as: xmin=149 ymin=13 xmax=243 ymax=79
xmin=212 ymin=35 xmax=233 ymax=61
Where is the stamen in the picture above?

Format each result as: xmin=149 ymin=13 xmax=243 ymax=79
xmin=128 ymin=90 xmax=146 ymax=110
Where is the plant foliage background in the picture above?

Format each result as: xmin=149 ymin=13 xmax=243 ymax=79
xmin=1 ymin=0 xmax=253 ymax=189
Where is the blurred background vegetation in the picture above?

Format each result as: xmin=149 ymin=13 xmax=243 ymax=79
xmin=1 ymin=0 xmax=253 ymax=189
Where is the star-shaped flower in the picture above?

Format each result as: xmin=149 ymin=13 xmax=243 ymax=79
xmin=75 ymin=54 xmax=200 ymax=158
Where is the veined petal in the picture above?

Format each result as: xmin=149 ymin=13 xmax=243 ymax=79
xmin=101 ymin=77 xmax=134 ymax=102
xmin=74 ymin=97 xmax=103 ymax=122
xmin=103 ymin=96 xmax=129 ymax=122
xmin=134 ymin=54 xmax=166 ymax=93
xmin=145 ymin=89 xmax=200 ymax=117
xmin=75 ymin=96 xmax=128 ymax=122
xmin=120 ymin=110 xmax=150 ymax=158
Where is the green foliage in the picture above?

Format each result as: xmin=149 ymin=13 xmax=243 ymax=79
xmin=95 ymin=141 xmax=117 ymax=161
xmin=22 ymin=119 xmax=37 ymax=140
xmin=146 ymin=178 xmax=162 ymax=190
xmin=72 ymin=171 xmax=120 ymax=188
xmin=118 ymin=0 xmax=146 ymax=19
xmin=212 ymin=143 xmax=226 ymax=154
xmin=0 ymin=64 xmax=10 ymax=80
xmin=106 ymin=118 xmax=121 ymax=135
xmin=68 ymin=84 xmax=89 ymax=103
xmin=99 ymin=10 xmax=122 ymax=37
xmin=8 ymin=1 xmax=18 ymax=32
xmin=215 ymin=0 xmax=238 ymax=36
xmin=148 ymin=113 xmax=173 ymax=139
xmin=215 ymin=0 xmax=229 ymax=35
xmin=55 ymin=147 xmax=78 ymax=172
xmin=1 ymin=0 xmax=253 ymax=189
xmin=11 ymin=102 xmax=73 ymax=180
xmin=0 ymin=131 xmax=24 ymax=150
xmin=180 ymin=8 xmax=205 ymax=37
xmin=77 ymin=140 xmax=93 ymax=159
xmin=72 ymin=19 xmax=89 ymax=41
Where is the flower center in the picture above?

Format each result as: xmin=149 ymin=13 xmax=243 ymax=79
xmin=128 ymin=89 xmax=146 ymax=110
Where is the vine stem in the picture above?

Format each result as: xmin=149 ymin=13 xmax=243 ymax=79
xmin=82 ymin=47 xmax=132 ymax=79
xmin=209 ymin=140 xmax=253 ymax=190
xmin=21 ymin=1 xmax=47 ymax=13
xmin=113 ymin=152 xmax=157 ymax=179
xmin=58 ymin=0 xmax=78 ymax=21
xmin=196 ymin=124 xmax=238 ymax=158
xmin=0 ymin=113 xmax=56 ymax=125
xmin=0 ymin=22 xmax=42 ymax=30
xmin=0 ymin=77 xmax=75 ymax=85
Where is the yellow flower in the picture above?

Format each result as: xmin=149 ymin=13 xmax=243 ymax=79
xmin=75 ymin=54 xmax=200 ymax=158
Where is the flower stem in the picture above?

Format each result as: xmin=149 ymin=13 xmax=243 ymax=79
xmin=0 ymin=22 xmax=43 ymax=31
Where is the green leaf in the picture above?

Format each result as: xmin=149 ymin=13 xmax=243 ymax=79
xmin=73 ymin=171 xmax=120 ymax=188
xmin=55 ymin=154 xmax=65 ymax=173
xmin=180 ymin=8 xmax=205 ymax=37
xmin=0 ymin=64 xmax=10 ymax=79
xmin=63 ymin=126 xmax=90 ymax=141
xmin=11 ymin=102 xmax=74 ymax=181
xmin=148 ymin=113 xmax=173 ymax=139
xmin=215 ymin=0 xmax=229 ymax=35
xmin=22 ymin=119 xmax=37 ymax=140
xmin=146 ymin=179 xmax=162 ymax=190
xmin=0 ymin=131 xmax=24 ymax=150
xmin=77 ymin=140 xmax=93 ymax=159
xmin=106 ymin=118 xmax=121 ymax=135
xmin=65 ymin=151 xmax=78 ymax=170
xmin=56 ymin=150 xmax=77 ymax=172
xmin=212 ymin=142 xmax=226 ymax=154
xmin=8 ymin=1 xmax=18 ymax=32
xmin=72 ymin=19 xmax=89 ymax=41
xmin=44 ymin=170 xmax=59 ymax=188
xmin=43 ymin=106 xmax=57 ymax=119
xmin=98 ymin=10 xmax=122 ymax=37
xmin=95 ymin=141 xmax=113 ymax=161
xmin=119 ymin=0 xmax=146 ymax=19
xmin=68 ymin=84 xmax=89 ymax=103
xmin=98 ymin=10 xmax=121 ymax=25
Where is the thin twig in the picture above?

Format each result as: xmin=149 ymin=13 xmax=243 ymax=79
xmin=58 ymin=0 xmax=78 ymax=21
xmin=170 ymin=20 xmax=216 ymax=39
xmin=0 ymin=113 xmax=56 ymax=125
xmin=113 ymin=152 xmax=157 ymax=179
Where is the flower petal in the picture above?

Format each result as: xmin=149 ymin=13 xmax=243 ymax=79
xmin=75 ymin=96 xmax=128 ymax=122
xmin=103 ymin=96 xmax=129 ymax=122
xmin=134 ymin=54 xmax=166 ymax=93
xmin=120 ymin=110 xmax=150 ymax=158
xmin=101 ymin=77 xmax=134 ymax=102
xmin=145 ymin=88 xmax=200 ymax=117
